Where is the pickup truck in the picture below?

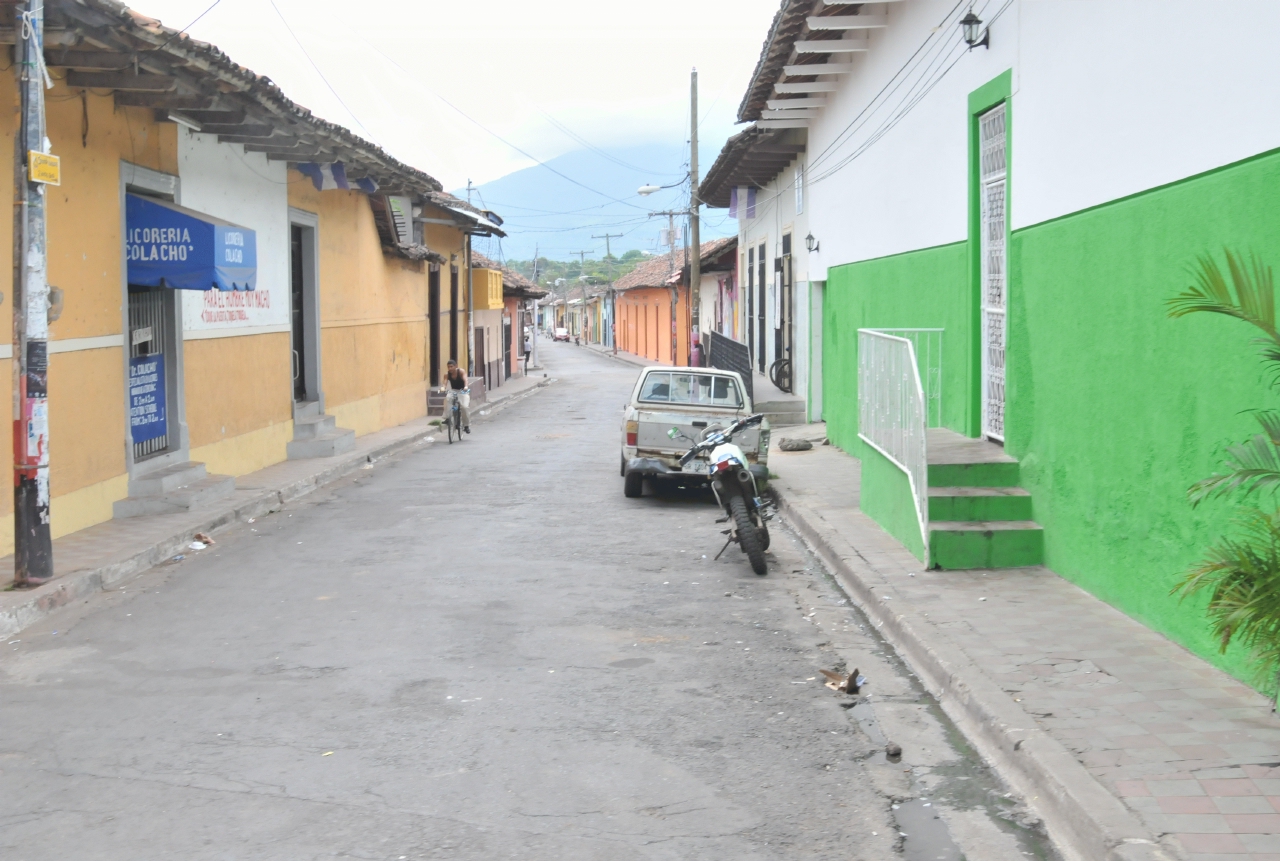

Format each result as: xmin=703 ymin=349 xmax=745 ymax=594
xmin=620 ymin=366 xmax=770 ymax=497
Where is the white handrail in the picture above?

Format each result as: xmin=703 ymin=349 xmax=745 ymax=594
xmin=858 ymin=329 xmax=929 ymax=564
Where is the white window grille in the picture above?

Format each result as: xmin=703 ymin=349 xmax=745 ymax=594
xmin=858 ymin=329 xmax=930 ymax=564
xmin=795 ymin=162 xmax=804 ymax=215
xmin=979 ymin=102 xmax=1007 ymax=441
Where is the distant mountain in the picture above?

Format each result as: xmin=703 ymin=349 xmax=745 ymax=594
xmin=456 ymin=142 xmax=737 ymax=263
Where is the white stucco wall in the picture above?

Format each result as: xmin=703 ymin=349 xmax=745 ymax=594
xmin=176 ymin=128 xmax=290 ymax=338
xmin=802 ymin=0 xmax=1280 ymax=276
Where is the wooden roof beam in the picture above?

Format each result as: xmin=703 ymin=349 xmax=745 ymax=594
xmin=795 ymin=38 xmax=869 ymax=53
xmin=775 ymin=81 xmax=839 ymax=93
xmin=115 ymin=92 xmax=217 ymax=110
xmin=807 ymin=14 xmax=889 ymax=29
xmin=66 ymin=71 xmax=176 ymax=91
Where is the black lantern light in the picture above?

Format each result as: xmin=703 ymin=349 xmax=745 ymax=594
xmin=805 ymin=232 xmax=819 ymax=253
xmin=961 ymin=10 xmax=989 ymax=50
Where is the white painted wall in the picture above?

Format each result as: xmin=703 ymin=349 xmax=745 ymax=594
xmin=802 ymin=0 xmax=1280 ymax=276
xmin=176 ymin=129 xmax=290 ymax=337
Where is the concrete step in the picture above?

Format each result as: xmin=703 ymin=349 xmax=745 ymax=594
xmin=928 ymin=486 xmax=1032 ymax=521
xmin=287 ymin=429 xmax=356 ymax=459
xmin=294 ymin=400 xmax=321 ymax=419
xmin=292 ymin=413 xmax=336 ymax=440
xmin=928 ymin=460 xmax=1021 ymax=488
xmin=128 ymin=461 xmax=207 ymax=496
xmin=113 ymin=474 xmax=235 ymax=519
xmin=929 ymin=520 xmax=1044 ymax=569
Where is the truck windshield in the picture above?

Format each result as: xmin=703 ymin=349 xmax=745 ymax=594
xmin=638 ymin=372 xmax=743 ymax=408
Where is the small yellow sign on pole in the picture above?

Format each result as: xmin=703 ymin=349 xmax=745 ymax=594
xmin=28 ymin=152 xmax=60 ymax=186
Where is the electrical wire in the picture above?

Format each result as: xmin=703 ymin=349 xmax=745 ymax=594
xmin=151 ymin=0 xmax=223 ymax=54
xmin=358 ymin=36 xmax=651 ymax=212
xmin=539 ymin=112 xmax=680 ymax=177
xmin=269 ymin=0 xmax=373 ymax=139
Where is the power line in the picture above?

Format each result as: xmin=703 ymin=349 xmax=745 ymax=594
xmin=358 ymin=37 xmax=650 ymax=212
xmin=269 ymin=0 xmax=372 ymax=138
xmin=151 ymin=0 xmax=224 ymax=53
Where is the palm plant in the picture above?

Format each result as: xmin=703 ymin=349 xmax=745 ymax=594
xmin=1168 ymin=251 xmax=1280 ymax=698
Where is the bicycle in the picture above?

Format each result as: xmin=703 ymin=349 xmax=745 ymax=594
xmin=769 ymin=356 xmax=793 ymax=394
xmin=445 ymin=387 xmax=470 ymax=444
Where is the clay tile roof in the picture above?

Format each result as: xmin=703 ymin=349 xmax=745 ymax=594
xmin=53 ymin=0 xmax=448 ymax=198
xmin=471 ymin=252 xmax=548 ymax=298
xmin=613 ymin=238 xmax=738 ymax=291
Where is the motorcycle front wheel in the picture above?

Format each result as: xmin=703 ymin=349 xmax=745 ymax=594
xmin=730 ymin=495 xmax=768 ymax=576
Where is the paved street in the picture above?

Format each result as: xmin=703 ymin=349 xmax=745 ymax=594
xmin=1 ymin=343 xmax=1050 ymax=861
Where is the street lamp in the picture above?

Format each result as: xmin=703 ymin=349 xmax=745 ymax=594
xmin=805 ymin=233 xmax=819 ymax=253
xmin=637 ymin=180 xmax=684 ymax=197
xmin=961 ymin=10 xmax=989 ymax=50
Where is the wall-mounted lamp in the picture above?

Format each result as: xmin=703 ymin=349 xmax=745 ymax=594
xmin=961 ymin=10 xmax=989 ymax=50
xmin=805 ymin=233 xmax=819 ymax=253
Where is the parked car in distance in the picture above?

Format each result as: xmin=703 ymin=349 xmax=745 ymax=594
xmin=621 ymin=367 xmax=769 ymax=496
xmin=553 ymin=327 xmax=570 ymax=342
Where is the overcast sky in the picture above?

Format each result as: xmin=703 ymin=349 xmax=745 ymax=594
xmin=137 ymin=0 xmax=781 ymax=191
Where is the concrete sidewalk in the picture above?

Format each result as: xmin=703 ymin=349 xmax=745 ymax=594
xmin=772 ymin=425 xmax=1280 ymax=861
xmin=0 ymin=374 xmax=552 ymax=638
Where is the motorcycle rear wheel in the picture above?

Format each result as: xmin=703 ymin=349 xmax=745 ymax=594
xmin=730 ymin=495 xmax=768 ymax=576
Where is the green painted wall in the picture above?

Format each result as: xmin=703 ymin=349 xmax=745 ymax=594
xmin=823 ymin=241 xmax=971 ymax=455
xmin=1007 ymin=150 xmax=1280 ymax=681
xmin=860 ymin=443 xmax=927 ymax=561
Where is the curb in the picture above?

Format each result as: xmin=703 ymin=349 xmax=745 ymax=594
xmin=0 ymin=378 xmax=554 ymax=639
xmin=777 ymin=489 xmax=1178 ymax=861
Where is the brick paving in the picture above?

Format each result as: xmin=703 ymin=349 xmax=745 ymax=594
xmin=772 ymin=428 xmax=1280 ymax=861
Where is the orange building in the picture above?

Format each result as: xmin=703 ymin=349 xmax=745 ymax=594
xmin=613 ymin=240 xmax=735 ymax=366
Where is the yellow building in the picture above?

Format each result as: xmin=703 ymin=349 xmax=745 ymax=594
xmin=0 ymin=0 xmax=503 ymax=555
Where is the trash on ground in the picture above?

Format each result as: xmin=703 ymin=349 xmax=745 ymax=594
xmin=778 ymin=438 xmax=814 ymax=452
xmin=171 ymin=554 xmax=185 ymax=562
xmin=194 ymin=532 xmax=214 ymax=545
xmin=820 ymin=667 xmax=865 ymax=694
xmin=322 ymin=751 xmax=334 ymax=756
xmin=188 ymin=541 xmax=207 ymax=550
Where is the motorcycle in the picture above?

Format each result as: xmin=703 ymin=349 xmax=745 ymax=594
xmin=670 ymin=413 xmax=773 ymax=576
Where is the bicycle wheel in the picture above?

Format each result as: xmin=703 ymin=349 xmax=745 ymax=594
xmin=769 ymin=358 xmax=793 ymax=394
xmin=447 ymin=409 xmax=456 ymax=444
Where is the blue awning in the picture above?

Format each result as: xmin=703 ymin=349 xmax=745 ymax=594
xmin=125 ymin=194 xmax=257 ymax=291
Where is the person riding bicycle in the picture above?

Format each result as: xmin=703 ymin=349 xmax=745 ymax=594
xmin=445 ymin=359 xmax=470 ymax=434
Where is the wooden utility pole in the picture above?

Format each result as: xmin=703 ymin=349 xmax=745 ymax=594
xmin=689 ymin=67 xmax=701 ymax=367
xmin=13 ymin=1 xmax=53 ymax=586
xmin=570 ymin=250 xmax=591 ymax=340
xmin=592 ymin=232 xmax=623 ymax=353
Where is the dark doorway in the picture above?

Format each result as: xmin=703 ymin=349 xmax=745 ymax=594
xmin=756 ymin=241 xmax=767 ymax=373
xmin=290 ymin=225 xmax=307 ymax=402
xmin=503 ymin=316 xmax=512 ymax=380
xmin=428 ymin=266 xmax=441 ymax=386
xmin=475 ymin=327 xmax=486 ymax=390
xmin=449 ymin=266 xmax=459 ymax=367
xmin=746 ymin=246 xmax=755 ymax=363
xmin=776 ymin=233 xmax=793 ymax=369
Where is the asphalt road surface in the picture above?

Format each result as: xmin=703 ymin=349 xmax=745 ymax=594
xmin=0 ymin=342 xmax=1057 ymax=861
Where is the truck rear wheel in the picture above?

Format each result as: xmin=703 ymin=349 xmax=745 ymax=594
xmin=624 ymin=471 xmax=644 ymax=498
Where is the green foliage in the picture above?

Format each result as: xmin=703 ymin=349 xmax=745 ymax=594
xmin=1170 ymin=250 xmax=1280 ymax=692
xmin=1168 ymin=249 xmax=1280 ymax=378
xmin=506 ymin=254 xmax=649 ymax=296
xmin=1172 ymin=508 xmax=1280 ymax=682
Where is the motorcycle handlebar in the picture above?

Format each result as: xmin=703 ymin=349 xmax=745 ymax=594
xmin=677 ymin=413 xmax=765 ymax=465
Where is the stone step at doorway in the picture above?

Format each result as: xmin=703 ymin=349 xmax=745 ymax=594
xmin=287 ymin=401 xmax=355 ymax=459
xmin=926 ymin=428 xmax=1044 ymax=569
xmin=113 ymin=460 xmax=235 ymax=519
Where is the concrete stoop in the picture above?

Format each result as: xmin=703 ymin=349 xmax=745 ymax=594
xmin=113 ymin=461 xmax=235 ymax=518
xmin=926 ymin=434 xmax=1044 ymax=569
xmin=287 ymin=401 xmax=355 ymax=459
xmin=757 ymin=398 xmax=807 ymax=427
